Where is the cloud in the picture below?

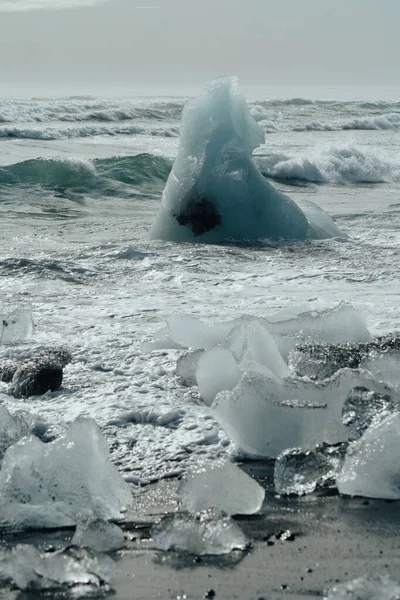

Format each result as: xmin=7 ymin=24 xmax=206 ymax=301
xmin=0 ymin=0 xmax=111 ymax=11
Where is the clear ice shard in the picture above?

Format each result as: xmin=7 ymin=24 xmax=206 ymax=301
xmin=324 ymin=576 xmax=400 ymax=600
xmin=146 ymin=303 xmax=368 ymax=356
xmin=360 ymin=352 xmax=400 ymax=389
xmin=193 ymin=317 xmax=290 ymax=404
xmin=195 ymin=348 xmax=241 ymax=405
xmin=342 ymin=386 xmax=398 ymax=439
xmin=222 ymin=318 xmax=290 ymax=378
xmin=151 ymin=511 xmax=248 ymax=555
xmin=0 ymin=306 xmax=33 ymax=344
xmin=274 ymin=444 xmax=346 ymax=496
xmin=0 ymin=417 xmax=132 ymax=531
xmin=176 ymin=350 xmax=203 ymax=387
xmin=72 ymin=519 xmax=126 ymax=553
xmin=0 ymin=544 xmax=115 ymax=595
xmin=180 ymin=459 xmax=265 ymax=515
xmin=150 ymin=76 xmax=341 ymax=243
xmin=0 ymin=404 xmax=31 ymax=461
xmin=212 ymin=366 xmax=359 ymax=458
xmin=167 ymin=314 xmax=236 ymax=350
xmin=337 ymin=412 xmax=400 ymax=499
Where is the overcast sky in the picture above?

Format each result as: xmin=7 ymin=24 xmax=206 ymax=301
xmin=1 ymin=0 xmax=399 ymax=96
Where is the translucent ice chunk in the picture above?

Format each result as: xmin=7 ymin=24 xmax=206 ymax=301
xmin=223 ymin=317 xmax=290 ymax=378
xmin=180 ymin=459 xmax=265 ymax=515
xmin=213 ymin=366 xmax=389 ymax=459
xmin=324 ymin=576 xmax=400 ymax=600
xmin=212 ymin=366 xmax=364 ymax=458
xmin=0 ymin=306 xmax=33 ymax=345
xmin=72 ymin=519 xmax=125 ymax=553
xmin=269 ymin=302 xmax=370 ymax=356
xmin=152 ymin=511 xmax=248 ymax=555
xmin=360 ymin=352 xmax=400 ymax=389
xmin=274 ymin=444 xmax=346 ymax=496
xmin=195 ymin=348 xmax=241 ymax=405
xmin=176 ymin=350 xmax=203 ymax=387
xmin=167 ymin=314 xmax=236 ymax=350
xmin=141 ymin=325 xmax=182 ymax=353
xmin=150 ymin=76 xmax=340 ymax=243
xmin=0 ymin=418 xmax=132 ymax=531
xmin=0 ymin=544 xmax=115 ymax=595
xmin=0 ymin=404 xmax=31 ymax=461
xmin=342 ymin=387 xmax=397 ymax=439
xmin=337 ymin=412 xmax=400 ymax=499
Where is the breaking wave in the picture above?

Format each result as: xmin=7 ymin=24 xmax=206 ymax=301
xmin=0 ymin=123 xmax=179 ymax=140
xmin=0 ymin=98 xmax=184 ymax=124
xmin=0 ymin=154 xmax=172 ymax=196
xmin=294 ymin=113 xmax=400 ymax=133
xmin=258 ymin=145 xmax=400 ymax=184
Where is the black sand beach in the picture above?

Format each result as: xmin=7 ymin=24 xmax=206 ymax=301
xmin=2 ymin=462 xmax=399 ymax=600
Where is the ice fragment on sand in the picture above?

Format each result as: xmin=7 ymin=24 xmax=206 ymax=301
xmin=0 ymin=544 xmax=115 ymax=595
xmin=195 ymin=348 xmax=240 ymax=405
xmin=324 ymin=576 xmax=400 ymax=600
xmin=180 ymin=459 xmax=265 ymax=515
xmin=0 ymin=306 xmax=33 ymax=345
xmin=213 ymin=364 xmax=395 ymax=458
xmin=0 ymin=418 xmax=132 ymax=531
xmin=72 ymin=519 xmax=125 ymax=553
xmin=337 ymin=412 xmax=400 ymax=499
xmin=150 ymin=76 xmax=340 ymax=243
xmin=342 ymin=387 xmax=397 ymax=439
xmin=0 ymin=404 xmax=31 ymax=461
xmin=274 ymin=444 xmax=345 ymax=496
xmin=212 ymin=366 xmax=359 ymax=458
xmin=152 ymin=511 xmax=248 ymax=555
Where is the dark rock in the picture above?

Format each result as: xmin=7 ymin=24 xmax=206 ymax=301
xmin=0 ymin=360 xmax=18 ymax=383
xmin=2 ymin=347 xmax=72 ymax=399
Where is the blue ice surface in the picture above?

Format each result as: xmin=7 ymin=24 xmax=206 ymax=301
xmin=150 ymin=76 xmax=342 ymax=244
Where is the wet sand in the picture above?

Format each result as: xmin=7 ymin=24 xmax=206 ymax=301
xmin=2 ymin=462 xmax=400 ymax=600
xmin=113 ymin=464 xmax=400 ymax=600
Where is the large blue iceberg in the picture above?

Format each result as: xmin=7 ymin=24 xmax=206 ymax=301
xmin=150 ymin=77 xmax=341 ymax=243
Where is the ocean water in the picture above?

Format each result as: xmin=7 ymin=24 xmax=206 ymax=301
xmin=1 ymin=89 xmax=400 ymax=482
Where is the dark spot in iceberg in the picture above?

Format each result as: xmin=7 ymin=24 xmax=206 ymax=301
xmin=174 ymin=194 xmax=221 ymax=236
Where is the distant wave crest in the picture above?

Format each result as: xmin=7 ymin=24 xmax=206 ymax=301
xmin=258 ymin=144 xmax=400 ymax=184
xmin=293 ymin=112 xmax=400 ymax=133
xmin=0 ymin=123 xmax=179 ymax=140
